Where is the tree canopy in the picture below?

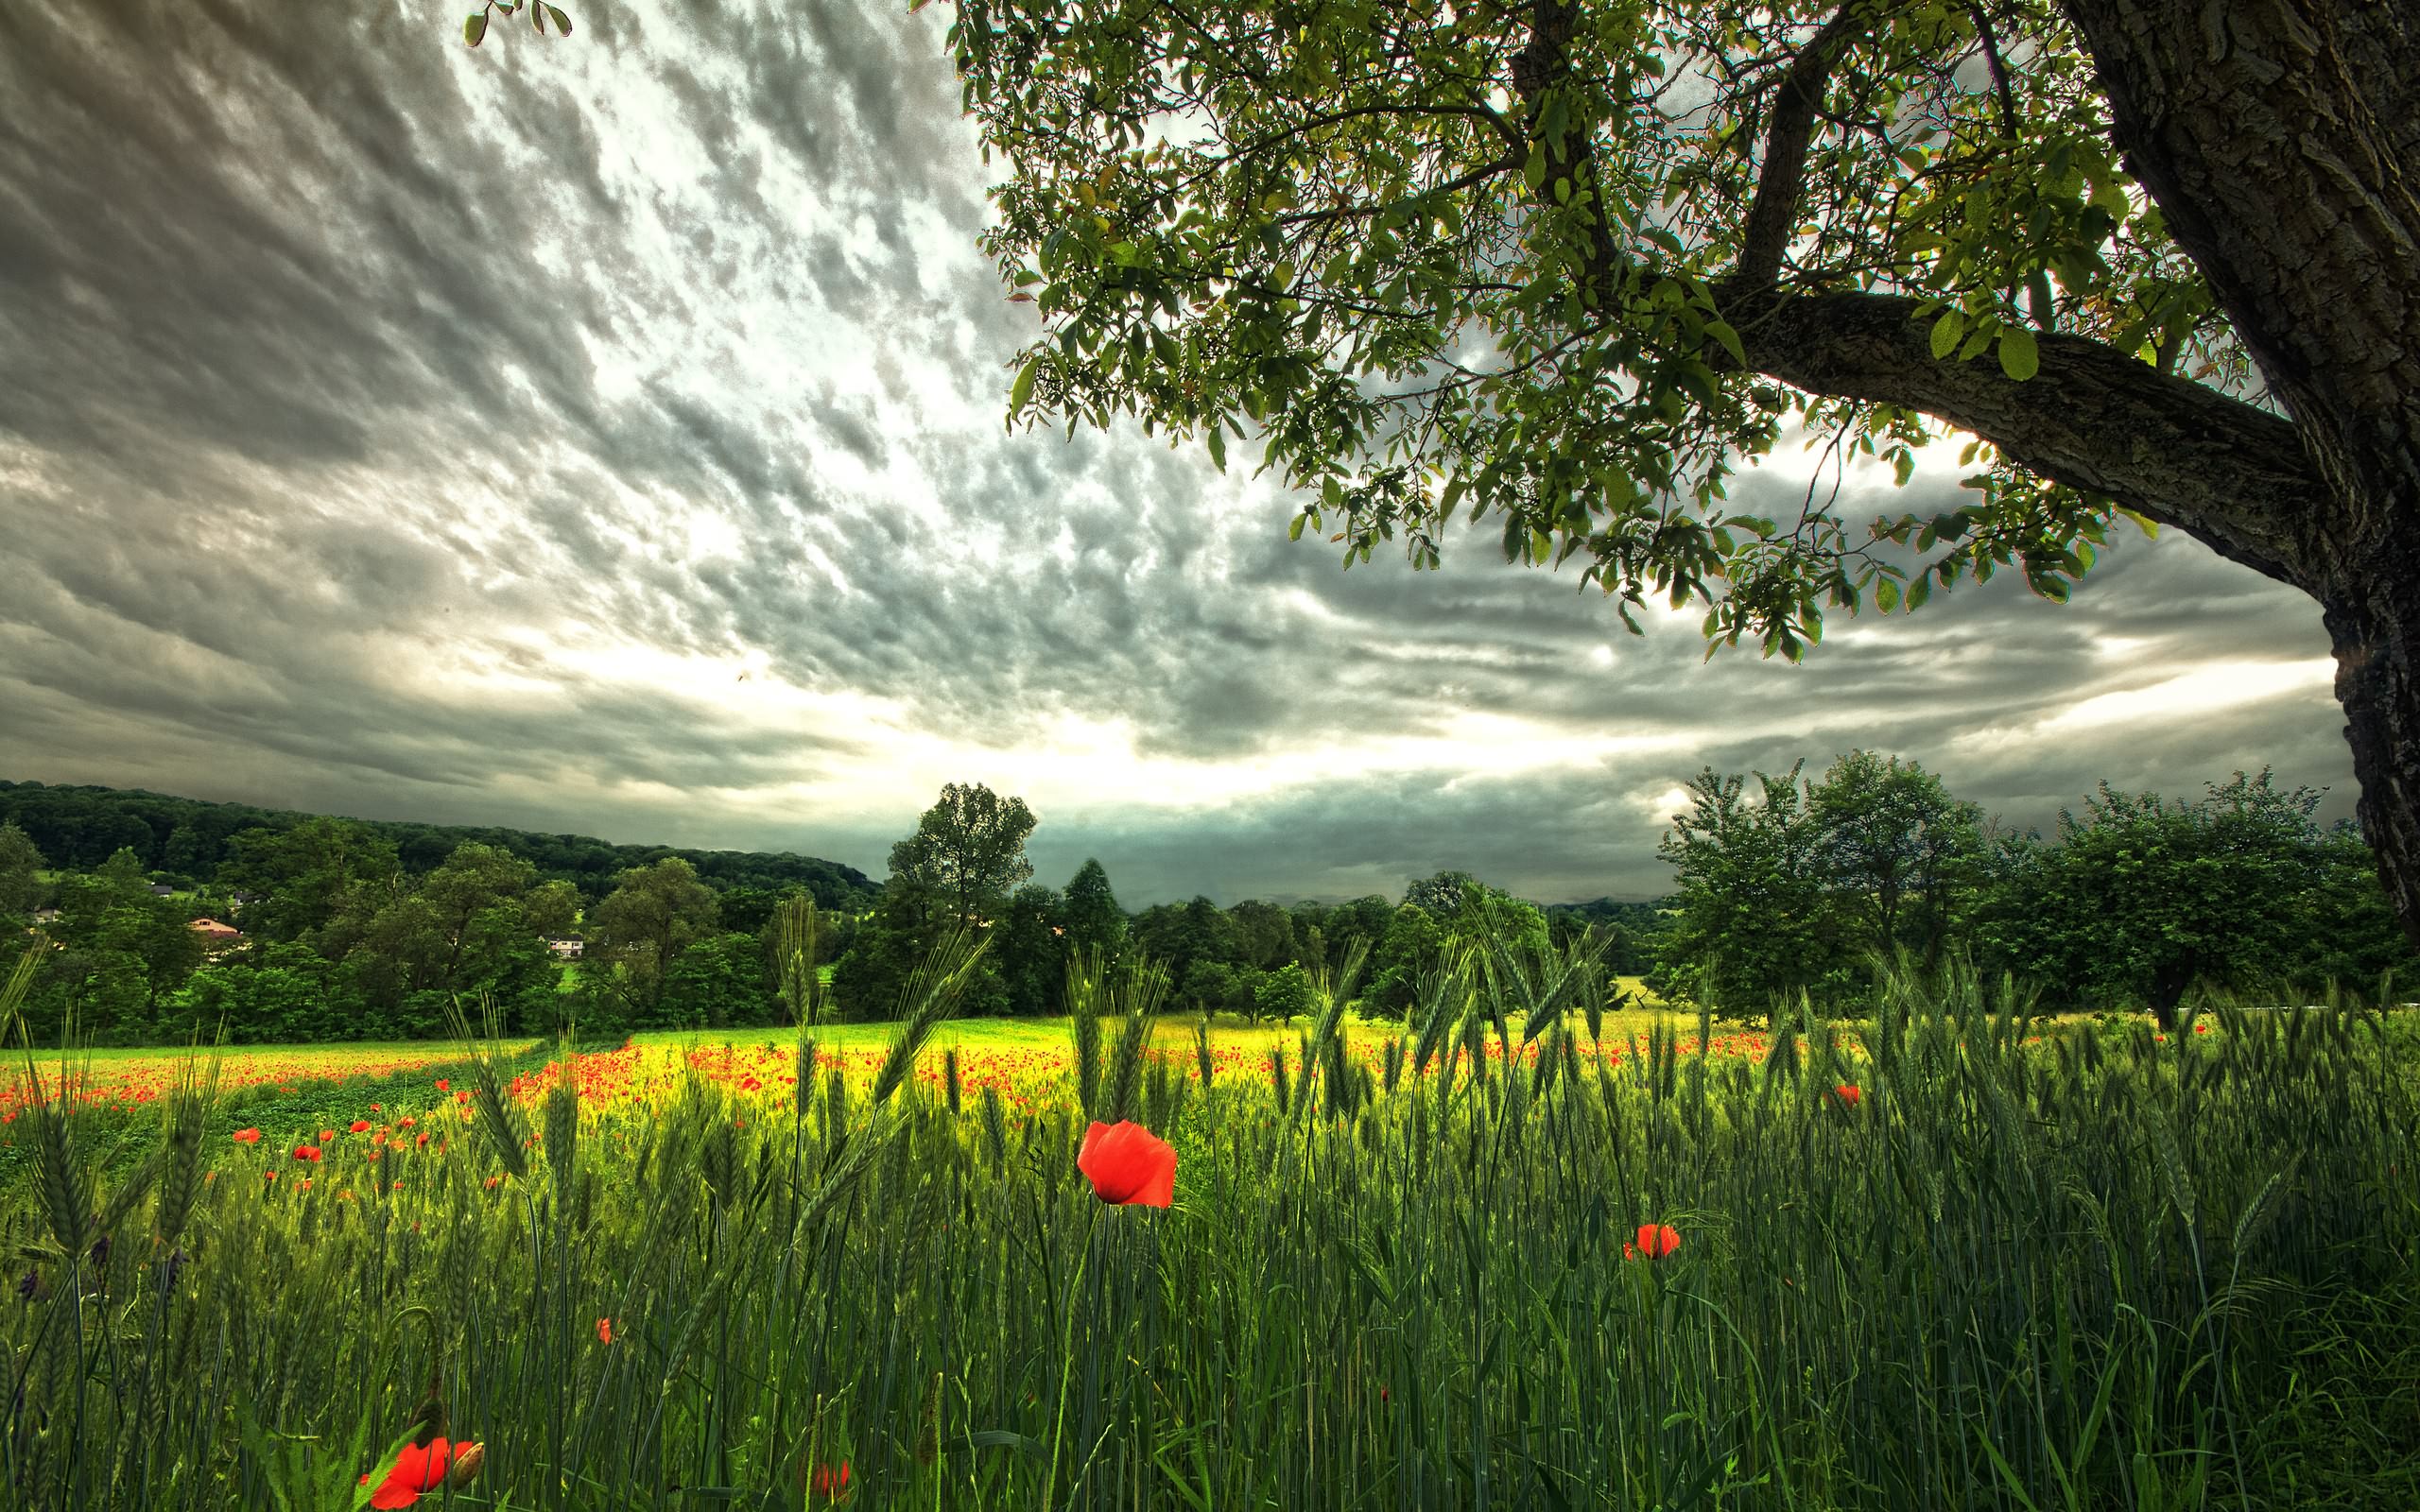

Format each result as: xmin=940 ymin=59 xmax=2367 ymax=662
xmin=936 ymin=0 xmax=2420 ymax=942
xmin=888 ymin=782 xmax=1040 ymax=924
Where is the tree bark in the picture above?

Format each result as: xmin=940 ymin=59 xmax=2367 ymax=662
xmin=2064 ymin=0 xmax=2420 ymax=953
xmin=1721 ymin=284 xmax=2324 ymax=591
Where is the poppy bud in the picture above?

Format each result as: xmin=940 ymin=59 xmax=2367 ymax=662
xmin=450 ymin=1442 xmax=486 ymax=1487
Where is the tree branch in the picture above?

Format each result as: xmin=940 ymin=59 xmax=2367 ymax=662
xmin=1735 ymin=2 xmax=1872 ymax=288
xmin=1720 ymin=284 xmax=2323 ymax=590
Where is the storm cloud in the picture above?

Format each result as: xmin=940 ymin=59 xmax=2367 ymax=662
xmin=0 ymin=0 xmax=2346 ymax=904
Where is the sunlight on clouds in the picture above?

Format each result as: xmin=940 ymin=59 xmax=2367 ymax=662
xmin=1950 ymin=660 xmax=2336 ymax=753
xmin=2040 ymin=661 xmax=2335 ymax=732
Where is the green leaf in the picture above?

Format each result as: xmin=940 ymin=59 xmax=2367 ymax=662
xmin=546 ymin=5 xmax=571 ymax=34
xmin=1876 ymin=576 xmax=1900 ymax=613
xmin=1204 ymin=421 xmax=1226 ymax=472
xmin=1008 ymin=355 xmax=1040 ymax=417
xmin=1703 ymin=318 xmax=1746 ymax=369
xmin=464 ymin=10 xmax=488 ymax=45
xmin=1928 ymin=309 xmax=1964 ymax=361
xmin=1997 ymin=327 xmax=2040 ymax=382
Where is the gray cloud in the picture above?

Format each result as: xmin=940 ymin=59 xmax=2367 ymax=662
xmin=0 ymin=0 xmax=2354 ymax=905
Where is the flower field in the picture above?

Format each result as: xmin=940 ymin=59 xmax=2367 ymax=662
xmin=5 ymin=955 xmax=2418 ymax=1510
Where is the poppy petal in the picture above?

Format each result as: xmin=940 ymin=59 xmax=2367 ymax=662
xmin=1076 ymin=1120 xmax=1176 ymax=1208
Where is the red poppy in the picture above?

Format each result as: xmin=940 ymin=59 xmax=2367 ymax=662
xmin=399 ymin=1117 xmax=417 ymax=1128
xmin=1831 ymin=1084 xmax=1862 ymax=1109
xmin=806 ymin=1460 xmax=852 ymax=1503
xmin=233 ymin=1127 xmax=262 ymax=1144
xmin=1077 ymin=1121 xmax=1177 ymax=1207
xmin=596 ymin=1316 xmax=614 ymax=1344
xmin=370 ymin=1103 xmax=382 ymax=1112
xmin=292 ymin=1145 xmax=322 ymax=1162
xmin=435 ymin=1079 xmax=449 ymax=1091
xmin=415 ymin=1132 xmax=430 ymax=1148
xmin=2194 ymin=1023 xmax=2210 ymax=1035
xmin=360 ymin=1435 xmax=455 ymax=1509
xmin=318 ymin=1128 xmax=337 ymax=1143
xmin=350 ymin=1120 xmax=372 ymax=1133
xmin=456 ymin=1091 xmax=471 ymax=1104
xmin=1623 ymin=1223 xmax=1681 ymax=1261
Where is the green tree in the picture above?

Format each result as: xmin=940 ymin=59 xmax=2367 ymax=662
xmin=1132 ymin=897 xmax=1237 ymax=988
xmin=169 ymin=942 xmax=369 ymax=1044
xmin=587 ymin=858 xmax=720 ymax=1022
xmin=1652 ymin=765 xmax=1847 ymax=1016
xmin=1226 ymin=898 xmax=1297 ymax=971
xmin=657 ymin=931 xmax=776 ymax=1031
xmin=889 ymin=782 xmax=1038 ymax=927
xmin=831 ymin=883 xmax=1010 ymax=1022
xmin=44 ymin=848 xmax=205 ymax=1031
xmin=216 ymin=817 xmax=402 ymax=944
xmin=1806 ymin=750 xmax=1983 ymax=967
xmin=2297 ymin=825 xmax=2419 ymax=994
xmin=946 ymin=0 xmax=2420 ymax=950
xmin=716 ymin=885 xmax=784 ymax=937
xmin=1971 ymin=771 xmax=2359 ymax=1027
xmin=1062 ymin=858 xmax=1129 ymax=962
xmin=1403 ymin=871 xmax=1481 ymax=919
xmin=993 ymin=883 xmax=1069 ymax=1016
xmin=1362 ymin=904 xmax=1447 ymax=1019
xmin=1253 ymin=962 xmax=1315 ymax=1027
xmin=0 ymin=821 xmax=45 ymax=921
xmin=17 ymin=946 xmax=151 ymax=1046
xmin=1314 ymin=897 xmax=1398 ymax=972
xmin=1185 ymin=953 xmax=1258 ymax=1016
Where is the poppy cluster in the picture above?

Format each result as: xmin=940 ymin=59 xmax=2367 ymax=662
xmin=291 ymin=1145 xmax=322 ymax=1163
xmin=232 ymin=1127 xmax=262 ymax=1144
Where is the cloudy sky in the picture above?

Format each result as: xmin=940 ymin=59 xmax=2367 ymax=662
xmin=0 ymin=0 xmax=2347 ymax=905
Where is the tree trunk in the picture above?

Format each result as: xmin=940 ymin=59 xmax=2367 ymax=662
xmin=2066 ymin=0 xmax=2420 ymax=952
xmin=2324 ymin=559 xmax=2420 ymax=966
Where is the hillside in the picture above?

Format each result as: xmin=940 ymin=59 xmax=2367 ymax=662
xmin=0 ymin=779 xmax=876 ymax=907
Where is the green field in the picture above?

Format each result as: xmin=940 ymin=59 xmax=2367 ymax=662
xmin=5 ymin=976 xmax=2415 ymax=1510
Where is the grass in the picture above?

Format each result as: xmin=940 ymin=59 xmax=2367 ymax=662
xmin=4 ymin=957 xmax=2417 ymax=1510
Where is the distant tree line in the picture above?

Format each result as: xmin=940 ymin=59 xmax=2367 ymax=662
xmin=1651 ymin=753 xmax=2412 ymax=1027
xmin=0 ymin=781 xmax=1668 ymax=1044
xmin=12 ymin=755 xmax=2391 ymax=1046
xmin=818 ymin=782 xmax=1662 ymax=1026
xmin=0 ymin=780 xmax=876 ymax=909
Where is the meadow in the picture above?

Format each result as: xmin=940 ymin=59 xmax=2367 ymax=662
xmin=4 ymin=948 xmax=2417 ymax=1511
